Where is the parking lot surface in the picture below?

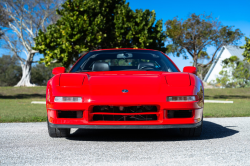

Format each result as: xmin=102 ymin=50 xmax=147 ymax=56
xmin=1 ymin=118 xmax=250 ymax=166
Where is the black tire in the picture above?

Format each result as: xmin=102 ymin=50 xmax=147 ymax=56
xmin=179 ymin=119 xmax=203 ymax=137
xmin=47 ymin=119 xmax=70 ymax=138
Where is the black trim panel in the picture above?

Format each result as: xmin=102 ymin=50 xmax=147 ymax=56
xmin=49 ymin=121 xmax=202 ymax=129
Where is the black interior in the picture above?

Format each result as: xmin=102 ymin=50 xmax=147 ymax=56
xmin=137 ymin=62 xmax=155 ymax=69
xmin=92 ymin=62 xmax=110 ymax=71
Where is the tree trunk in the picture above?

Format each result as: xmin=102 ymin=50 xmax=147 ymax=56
xmin=200 ymin=68 xmax=203 ymax=80
xmin=193 ymin=56 xmax=198 ymax=68
xmin=15 ymin=61 xmax=35 ymax=87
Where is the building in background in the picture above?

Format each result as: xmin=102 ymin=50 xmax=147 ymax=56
xmin=204 ymin=46 xmax=244 ymax=83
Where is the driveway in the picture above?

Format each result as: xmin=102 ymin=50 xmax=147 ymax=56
xmin=1 ymin=118 xmax=250 ymax=166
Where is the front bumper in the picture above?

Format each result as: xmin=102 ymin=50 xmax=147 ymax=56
xmin=49 ymin=121 xmax=202 ymax=129
xmin=47 ymin=100 xmax=203 ymax=128
xmin=47 ymin=76 xmax=204 ymax=128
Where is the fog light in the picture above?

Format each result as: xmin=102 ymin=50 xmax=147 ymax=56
xmin=167 ymin=96 xmax=196 ymax=102
xmin=54 ymin=97 xmax=82 ymax=102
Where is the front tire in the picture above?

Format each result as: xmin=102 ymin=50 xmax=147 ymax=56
xmin=47 ymin=119 xmax=70 ymax=138
xmin=179 ymin=119 xmax=203 ymax=137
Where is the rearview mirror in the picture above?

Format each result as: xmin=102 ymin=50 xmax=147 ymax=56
xmin=117 ymin=53 xmax=133 ymax=58
xmin=183 ymin=66 xmax=197 ymax=75
xmin=52 ymin=67 xmax=66 ymax=75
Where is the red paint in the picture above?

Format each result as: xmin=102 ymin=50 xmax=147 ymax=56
xmin=165 ymin=73 xmax=190 ymax=86
xmin=47 ymin=49 xmax=204 ymax=127
xmin=59 ymin=73 xmax=86 ymax=87
xmin=52 ymin=67 xmax=66 ymax=75
xmin=183 ymin=66 xmax=197 ymax=75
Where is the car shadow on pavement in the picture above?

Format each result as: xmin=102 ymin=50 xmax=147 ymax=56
xmin=204 ymin=95 xmax=250 ymax=99
xmin=0 ymin=94 xmax=46 ymax=99
xmin=66 ymin=120 xmax=239 ymax=142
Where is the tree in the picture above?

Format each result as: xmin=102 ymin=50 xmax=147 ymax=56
xmin=0 ymin=0 xmax=63 ymax=86
xmin=33 ymin=0 xmax=166 ymax=67
xmin=165 ymin=13 xmax=243 ymax=71
xmin=216 ymin=56 xmax=250 ymax=88
xmin=0 ymin=55 xmax=59 ymax=86
xmin=0 ymin=55 xmax=22 ymax=86
xmin=0 ymin=4 xmax=13 ymax=38
xmin=241 ymin=36 xmax=250 ymax=62
xmin=196 ymin=51 xmax=210 ymax=80
xmin=215 ymin=68 xmax=233 ymax=88
xmin=31 ymin=63 xmax=61 ymax=85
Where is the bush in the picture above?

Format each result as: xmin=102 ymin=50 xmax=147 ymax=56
xmin=0 ymin=55 xmax=62 ymax=86
xmin=31 ymin=63 xmax=61 ymax=86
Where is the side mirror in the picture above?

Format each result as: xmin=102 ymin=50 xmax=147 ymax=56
xmin=183 ymin=66 xmax=197 ymax=75
xmin=52 ymin=67 xmax=66 ymax=75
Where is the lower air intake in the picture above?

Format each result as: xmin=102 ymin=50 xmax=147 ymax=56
xmin=57 ymin=111 xmax=83 ymax=118
xmin=168 ymin=110 xmax=193 ymax=118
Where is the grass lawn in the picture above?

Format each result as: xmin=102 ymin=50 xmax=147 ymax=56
xmin=0 ymin=86 xmax=250 ymax=122
xmin=204 ymin=99 xmax=250 ymax=117
xmin=204 ymin=88 xmax=250 ymax=117
xmin=0 ymin=99 xmax=46 ymax=122
xmin=0 ymin=87 xmax=46 ymax=122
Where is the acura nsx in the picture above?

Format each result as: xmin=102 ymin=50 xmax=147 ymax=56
xmin=46 ymin=49 xmax=204 ymax=137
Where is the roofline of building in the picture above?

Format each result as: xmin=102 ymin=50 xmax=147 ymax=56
xmin=203 ymin=46 xmax=225 ymax=82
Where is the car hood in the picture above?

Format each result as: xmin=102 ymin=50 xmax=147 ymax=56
xmin=51 ymin=71 xmax=195 ymax=96
xmin=87 ymin=72 xmax=162 ymax=95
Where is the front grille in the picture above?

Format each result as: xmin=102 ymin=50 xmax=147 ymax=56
xmin=57 ymin=111 xmax=83 ymax=118
xmin=92 ymin=114 xmax=157 ymax=121
xmin=91 ymin=105 xmax=158 ymax=121
xmin=167 ymin=110 xmax=193 ymax=118
xmin=92 ymin=105 xmax=158 ymax=113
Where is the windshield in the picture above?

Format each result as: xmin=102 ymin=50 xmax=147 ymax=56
xmin=70 ymin=50 xmax=179 ymax=72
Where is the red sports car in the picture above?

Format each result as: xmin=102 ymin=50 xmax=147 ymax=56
xmin=46 ymin=48 xmax=204 ymax=137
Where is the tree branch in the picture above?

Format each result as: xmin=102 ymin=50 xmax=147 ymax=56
xmin=8 ymin=21 xmax=32 ymax=51
xmin=2 ymin=34 xmax=26 ymax=64
xmin=198 ymin=45 xmax=222 ymax=68
xmin=183 ymin=46 xmax=194 ymax=58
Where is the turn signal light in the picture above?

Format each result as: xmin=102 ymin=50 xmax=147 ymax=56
xmin=167 ymin=96 xmax=196 ymax=102
xmin=54 ymin=97 xmax=82 ymax=103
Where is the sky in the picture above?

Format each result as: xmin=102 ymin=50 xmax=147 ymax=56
xmin=1 ymin=0 xmax=250 ymax=71
xmin=127 ymin=0 xmax=250 ymax=71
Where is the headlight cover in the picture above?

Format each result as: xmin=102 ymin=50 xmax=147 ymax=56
xmin=54 ymin=97 xmax=82 ymax=103
xmin=167 ymin=96 xmax=196 ymax=102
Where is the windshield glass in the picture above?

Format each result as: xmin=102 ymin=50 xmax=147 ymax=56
xmin=70 ymin=50 xmax=179 ymax=72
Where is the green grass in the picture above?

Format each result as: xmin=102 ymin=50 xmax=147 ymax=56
xmin=0 ymin=86 xmax=46 ymax=98
xmin=203 ymin=88 xmax=250 ymax=117
xmin=204 ymin=99 xmax=250 ymax=117
xmin=0 ymin=87 xmax=47 ymax=123
xmin=0 ymin=86 xmax=250 ymax=122
xmin=205 ymin=88 xmax=250 ymax=99
xmin=0 ymin=99 xmax=46 ymax=122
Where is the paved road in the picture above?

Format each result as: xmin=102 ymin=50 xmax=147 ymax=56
xmin=1 ymin=118 xmax=250 ymax=166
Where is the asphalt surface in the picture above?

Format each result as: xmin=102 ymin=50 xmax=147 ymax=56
xmin=1 ymin=118 xmax=250 ymax=166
